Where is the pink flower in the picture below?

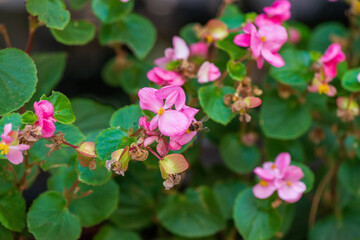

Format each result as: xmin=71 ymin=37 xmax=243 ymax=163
xmin=358 ymin=73 xmax=360 ymax=83
xmin=0 ymin=124 xmax=30 ymax=165
xmin=147 ymin=67 xmax=185 ymax=86
xmin=138 ymin=86 xmax=191 ymax=137
xmin=190 ymin=42 xmax=208 ymax=58
xmin=255 ymin=0 xmax=291 ymax=27
xmin=308 ymin=73 xmax=337 ymax=97
xmin=234 ymin=23 xmax=287 ymax=69
xmin=320 ymin=43 xmax=346 ymax=79
xmin=34 ymin=100 xmax=56 ymax=138
xmin=154 ymin=36 xmax=190 ymax=69
xmin=253 ymin=152 xmax=306 ymax=203
xmin=197 ymin=61 xmax=221 ymax=84
xmin=120 ymin=0 xmax=129 ymax=2
xmin=289 ymin=27 xmax=301 ymax=44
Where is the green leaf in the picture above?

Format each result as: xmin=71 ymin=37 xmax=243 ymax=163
xmin=218 ymin=4 xmax=245 ymax=29
xmin=41 ymin=91 xmax=75 ymax=124
xmin=110 ymin=104 xmax=142 ymax=131
xmin=216 ymin=33 xmax=248 ymax=60
xmin=292 ymin=162 xmax=315 ymax=193
xmin=341 ymin=68 xmax=360 ymax=92
xmin=55 ymin=122 xmax=86 ymax=145
xmin=95 ymin=128 xmax=130 ymax=161
xmin=70 ymin=0 xmax=90 ymax=10
xmin=158 ymin=187 xmax=226 ymax=238
xmin=309 ymin=211 xmax=360 ymax=240
xmin=27 ymin=191 xmax=81 ymax=240
xmin=30 ymin=52 xmax=67 ymax=103
xmin=99 ymin=13 xmax=157 ymax=59
xmin=219 ymin=134 xmax=260 ymax=174
xmin=0 ymin=223 xmax=12 ymax=240
xmin=94 ymin=225 xmax=141 ymax=240
xmin=179 ymin=23 xmax=199 ymax=44
xmin=227 ymin=60 xmax=246 ymax=81
xmin=260 ymin=91 xmax=312 ymax=140
xmin=308 ymin=22 xmax=348 ymax=52
xmin=0 ymin=113 xmax=22 ymax=131
xmin=0 ymin=189 xmax=26 ymax=232
xmin=92 ymin=0 xmax=133 ymax=23
xmin=234 ymin=188 xmax=282 ymax=240
xmin=72 ymin=98 xmax=114 ymax=135
xmin=270 ymin=49 xmax=312 ymax=86
xmin=166 ymin=60 xmax=182 ymax=71
xmin=0 ymin=48 xmax=37 ymax=116
xmin=213 ymin=181 xmax=246 ymax=219
xmin=338 ymin=161 xmax=360 ymax=197
xmin=21 ymin=111 xmax=38 ymax=124
xmin=199 ymin=85 xmax=236 ymax=125
xmin=50 ymin=20 xmax=96 ymax=46
xmin=76 ymin=158 xmax=111 ymax=185
xmin=26 ymin=0 xmax=70 ymax=30
xmin=265 ymin=139 xmax=305 ymax=163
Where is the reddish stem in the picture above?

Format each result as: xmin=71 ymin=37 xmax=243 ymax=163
xmin=147 ymin=147 xmax=162 ymax=160
xmin=62 ymin=141 xmax=78 ymax=149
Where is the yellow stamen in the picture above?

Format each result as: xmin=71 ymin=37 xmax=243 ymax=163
xmin=286 ymin=181 xmax=292 ymax=187
xmin=318 ymin=83 xmax=330 ymax=94
xmin=261 ymin=36 xmax=266 ymax=42
xmin=260 ymin=180 xmax=268 ymax=187
xmin=271 ymin=164 xmax=276 ymax=170
xmin=0 ymin=143 xmax=9 ymax=155
xmin=158 ymin=107 xmax=165 ymax=116
xmin=205 ymin=35 xmax=214 ymax=44
xmin=186 ymin=129 xmax=191 ymax=134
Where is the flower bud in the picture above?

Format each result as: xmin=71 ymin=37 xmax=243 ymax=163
xmin=105 ymin=147 xmax=130 ymax=176
xmin=76 ymin=142 xmax=97 ymax=168
xmin=159 ymin=154 xmax=189 ymax=190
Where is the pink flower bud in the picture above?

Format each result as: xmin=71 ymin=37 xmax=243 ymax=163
xmin=197 ymin=61 xmax=221 ymax=84
xmin=190 ymin=42 xmax=209 ymax=58
xmin=147 ymin=67 xmax=185 ymax=86
xmin=34 ymin=100 xmax=56 ymax=138
xmin=76 ymin=142 xmax=97 ymax=168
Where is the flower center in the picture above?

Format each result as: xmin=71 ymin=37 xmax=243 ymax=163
xmin=286 ymin=181 xmax=292 ymax=187
xmin=261 ymin=36 xmax=266 ymax=42
xmin=260 ymin=180 xmax=268 ymax=187
xmin=205 ymin=35 xmax=214 ymax=44
xmin=158 ymin=107 xmax=165 ymax=116
xmin=318 ymin=83 xmax=330 ymax=94
xmin=0 ymin=143 xmax=9 ymax=155
xmin=271 ymin=164 xmax=276 ymax=170
xmin=186 ymin=129 xmax=191 ymax=134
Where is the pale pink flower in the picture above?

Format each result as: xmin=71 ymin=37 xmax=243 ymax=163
xmin=277 ymin=166 xmax=307 ymax=203
xmin=190 ymin=42 xmax=209 ymax=58
xmin=138 ymin=86 xmax=191 ymax=137
xmin=154 ymin=36 xmax=190 ymax=69
xmin=234 ymin=23 xmax=287 ymax=69
xmin=308 ymin=73 xmax=337 ymax=97
xmin=120 ymin=0 xmax=129 ymax=2
xmin=147 ymin=67 xmax=185 ymax=86
xmin=0 ymin=123 xmax=30 ymax=165
xmin=197 ymin=61 xmax=221 ymax=84
xmin=34 ymin=100 xmax=56 ymax=138
xmin=320 ymin=43 xmax=346 ymax=79
xmin=358 ymin=73 xmax=360 ymax=83
xmin=255 ymin=0 xmax=291 ymax=27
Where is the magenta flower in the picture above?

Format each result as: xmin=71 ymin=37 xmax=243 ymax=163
xmin=253 ymin=152 xmax=306 ymax=203
xmin=320 ymin=43 xmax=346 ymax=79
xmin=308 ymin=73 xmax=337 ymax=97
xmin=197 ymin=61 xmax=221 ymax=84
xmin=138 ymin=86 xmax=191 ymax=137
xmin=234 ymin=23 xmax=287 ymax=69
xmin=147 ymin=67 xmax=185 ymax=86
xmin=190 ymin=42 xmax=208 ymax=58
xmin=255 ymin=0 xmax=291 ymax=27
xmin=154 ymin=36 xmax=190 ymax=69
xmin=34 ymin=100 xmax=56 ymax=138
xmin=0 ymin=124 xmax=30 ymax=165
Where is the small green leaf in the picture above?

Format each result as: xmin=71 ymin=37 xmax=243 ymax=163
xmin=0 ymin=189 xmax=26 ymax=232
xmin=21 ymin=111 xmax=38 ymax=124
xmin=75 ymin=158 xmax=111 ymax=185
xmin=179 ymin=23 xmax=199 ymax=44
xmin=95 ymin=128 xmax=131 ymax=161
xmin=50 ymin=20 xmax=96 ymax=46
xmin=94 ymin=225 xmax=141 ymax=240
xmin=27 ymin=191 xmax=81 ymax=240
xmin=227 ymin=60 xmax=246 ymax=81
xmin=92 ymin=0 xmax=133 ymax=23
xmin=218 ymin=4 xmax=245 ymax=29
xmin=166 ymin=60 xmax=182 ymax=71
xmin=99 ymin=14 xmax=157 ymax=59
xmin=219 ymin=134 xmax=260 ymax=174
xmin=342 ymin=68 xmax=360 ymax=92
xmin=0 ymin=48 xmax=37 ymax=116
xmin=26 ymin=0 xmax=70 ymax=30
xmin=110 ymin=104 xmax=142 ymax=131
xmin=41 ymin=91 xmax=75 ymax=124
xmin=198 ymin=85 xmax=236 ymax=125
xmin=216 ymin=33 xmax=248 ymax=60
xmin=234 ymin=188 xmax=282 ymax=240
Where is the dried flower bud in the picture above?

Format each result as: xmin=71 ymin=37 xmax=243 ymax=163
xmin=309 ymin=127 xmax=326 ymax=145
xmin=89 ymin=159 xmax=97 ymax=170
xmin=105 ymin=147 xmax=130 ymax=176
xmin=239 ymin=113 xmax=251 ymax=122
xmin=129 ymin=143 xmax=149 ymax=161
xmin=76 ymin=142 xmax=97 ymax=168
xmin=163 ymin=173 xmax=182 ymax=190
xmin=223 ymin=94 xmax=234 ymax=106
xmin=45 ymin=132 xmax=65 ymax=157
xmin=242 ymin=132 xmax=258 ymax=146
xmin=19 ymin=124 xmax=43 ymax=145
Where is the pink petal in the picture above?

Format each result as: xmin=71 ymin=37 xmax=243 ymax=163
xmin=274 ymin=152 xmax=291 ymax=172
xmin=1 ymin=123 xmax=13 ymax=144
xmin=144 ymin=136 xmax=158 ymax=147
xmin=162 ymin=153 xmax=189 ymax=174
xmin=173 ymin=36 xmax=190 ymax=60
xmin=260 ymin=25 xmax=288 ymax=52
xmin=156 ymin=86 xmax=186 ymax=111
xmin=283 ymin=166 xmax=304 ymax=182
xmin=262 ymin=49 xmax=285 ymax=68
xmin=277 ymin=181 xmax=306 ymax=203
xmin=138 ymin=87 xmax=163 ymax=113
xmin=234 ymin=33 xmax=251 ymax=47
xmin=256 ymin=56 xmax=265 ymax=69
xmin=326 ymin=84 xmax=337 ymax=97
xmin=253 ymin=167 xmax=275 ymax=181
xmin=244 ymin=97 xmax=262 ymax=108
xmin=253 ymin=182 xmax=277 ymax=199
xmin=170 ymin=131 xmax=197 ymax=147
xmin=158 ymin=110 xmax=190 ymax=137
xmin=264 ymin=0 xmax=291 ymax=21
xmin=149 ymin=114 xmax=160 ymax=131
xmin=41 ymin=118 xmax=56 ymax=138
xmin=154 ymin=56 xmax=171 ymax=69
xmin=255 ymin=14 xmax=278 ymax=27
xmin=190 ymin=42 xmax=208 ymax=58
xmin=307 ymin=85 xmax=319 ymax=93
xmin=169 ymin=140 xmax=182 ymax=151
xmin=156 ymin=137 xmax=170 ymax=157
xmin=6 ymin=147 xmax=25 ymax=165
xmin=323 ymin=64 xmax=337 ymax=79
xmin=243 ymin=23 xmax=257 ymax=34
xmin=181 ymin=106 xmax=199 ymax=120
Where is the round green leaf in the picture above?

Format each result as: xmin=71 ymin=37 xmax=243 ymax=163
xmin=99 ymin=13 xmax=157 ymax=59
xmin=94 ymin=225 xmax=141 ymax=240
xmin=218 ymin=4 xmax=245 ymax=29
xmin=95 ymin=128 xmax=130 ymax=161
xmin=0 ymin=48 xmax=37 ymax=116
xmin=110 ymin=104 xmax=142 ymax=131
xmin=158 ymin=187 xmax=226 ymax=238
xmin=265 ymin=139 xmax=305 ymax=163
xmin=198 ymin=85 xmax=236 ymax=125
xmin=50 ymin=20 xmax=96 ymax=46
xmin=216 ymin=33 xmax=248 ymax=60
xmin=342 ymin=68 xmax=360 ymax=92
xmin=227 ymin=60 xmax=246 ymax=81
xmin=179 ymin=23 xmax=199 ymax=44
xmin=92 ymin=0 xmax=133 ymax=23
xmin=270 ymin=49 xmax=312 ymax=86
xmin=234 ymin=188 xmax=282 ymax=240
xmin=75 ymin=158 xmax=111 ymax=185
xmin=41 ymin=91 xmax=75 ymax=124
xmin=26 ymin=0 xmax=70 ymax=30
xmin=260 ymin=92 xmax=312 ymax=140
xmin=27 ymin=191 xmax=81 ymax=240
xmin=219 ymin=134 xmax=260 ymax=174
xmin=338 ymin=161 xmax=360 ymax=197
xmin=0 ymin=189 xmax=26 ymax=232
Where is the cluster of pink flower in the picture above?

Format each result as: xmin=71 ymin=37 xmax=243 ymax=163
xmin=138 ymin=85 xmax=199 ymax=156
xmin=253 ymin=153 xmax=306 ymax=203
xmin=308 ymin=43 xmax=346 ymax=96
xmin=147 ymin=36 xmax=221 ymax=86
xmin=234 ymin=0 xmax=290 ymax=68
